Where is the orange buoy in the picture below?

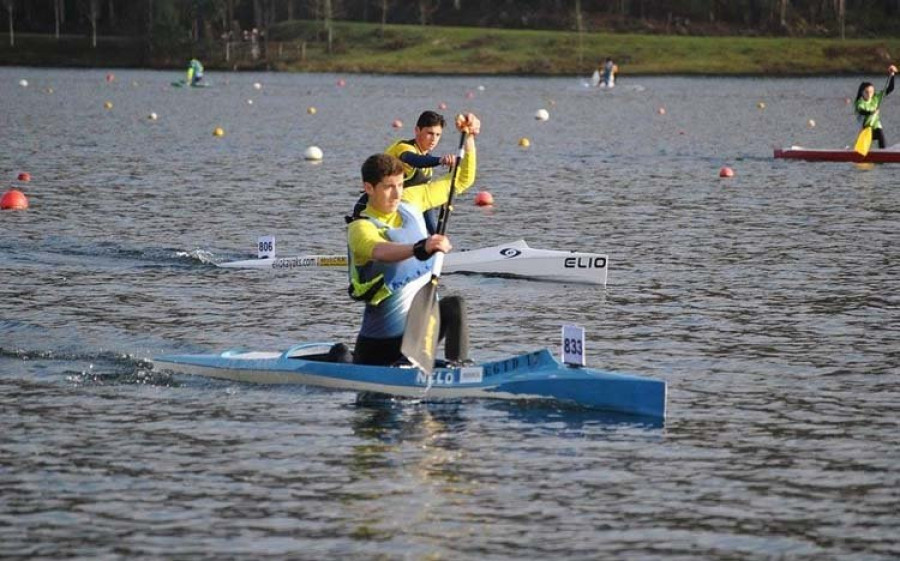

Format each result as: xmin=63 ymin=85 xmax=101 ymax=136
xmin=438 ymin=102 xmax=448 ymax=110
xmin=474 ymin=191 xmax=494 ymax=206
xmin=1 ymin=189 xmax=28 ymax=210
xmin=391 ymin=119 xmax=403 ymax=129
xmin=337 ymin=79 xmax=346 ymax=87
xmin=465 ymin=91 xmax=475 ymax=99
xmin=17 ymin=172 xmax=31 ymax=182
xmin=657 ymin=107 xmax=667 ymax=115
xmin=719 ymin=166 xmax=734 ymax=178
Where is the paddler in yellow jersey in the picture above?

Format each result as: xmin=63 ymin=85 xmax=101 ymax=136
xmin=347 ymin=113 xmax=480 ymax=367
xmin=348 ymin=111 xmax=457 ymax=234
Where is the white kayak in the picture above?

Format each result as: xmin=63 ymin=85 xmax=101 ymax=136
xmin=218 ymin=240 xmax=608 ymax=286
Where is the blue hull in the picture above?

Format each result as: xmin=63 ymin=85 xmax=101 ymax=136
xmin=153 ymin=344 xmax=666 ymax=419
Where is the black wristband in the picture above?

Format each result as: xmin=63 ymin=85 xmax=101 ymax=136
xmin=412 ymin=239 xmax=432 ymax=261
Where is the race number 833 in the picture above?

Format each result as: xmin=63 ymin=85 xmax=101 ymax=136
xmin=561 ymin=324 xmax=586 ymax=367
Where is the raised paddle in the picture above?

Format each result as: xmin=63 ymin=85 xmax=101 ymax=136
xmin=855 ymin=73 xmax=893 ymax=157
xmin=401 ymin=124 xmax=470 ymax=375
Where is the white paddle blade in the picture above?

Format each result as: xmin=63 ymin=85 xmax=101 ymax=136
xmin=401 ymin=279 xmax=441 ymax=374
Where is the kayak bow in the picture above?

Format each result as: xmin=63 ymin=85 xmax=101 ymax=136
xmin=153 ymin=343 xmax=666 ymax=419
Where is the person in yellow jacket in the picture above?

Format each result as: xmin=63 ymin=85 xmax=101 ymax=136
xmin=347 ymin=113 xmax=480 ymax=367
xmin=348 ymin=111 xmax=457 ymax=234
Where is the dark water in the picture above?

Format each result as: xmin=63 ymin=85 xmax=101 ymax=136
xmin=2 ymin=67 xmax=898 ymax=560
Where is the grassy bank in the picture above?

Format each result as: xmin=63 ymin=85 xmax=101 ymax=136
xmin=2 ymin=21 xmax=898 ymax=75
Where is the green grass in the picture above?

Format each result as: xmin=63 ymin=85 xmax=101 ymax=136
xmin=265 ymin=21 xmax=900 ymax=75
xmin=3 ymin=22 xmax=899 ymax=75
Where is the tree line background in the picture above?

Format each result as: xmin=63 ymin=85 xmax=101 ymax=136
xmin=3 ymin=0 xmax=899 ymax=51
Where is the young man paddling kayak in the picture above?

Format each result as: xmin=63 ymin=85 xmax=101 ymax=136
xmin=855 ymin=64 xmax=897 ymax=149
xmin=347 ymin=113 xmax=480 ymax=367
xmin=348 ymin=111 xmax=458 ymax=234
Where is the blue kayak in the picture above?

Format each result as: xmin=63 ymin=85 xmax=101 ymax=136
xmin=153 ymin=343 xmax=666 ymax=419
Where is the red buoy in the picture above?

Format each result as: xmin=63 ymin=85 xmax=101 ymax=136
xmin=474 ymin=191 xmax=494 ymax=206
xmin=17 ymin=172 xmax=31 ymax=182
xmin=1 ymin=189 xmax=28 ymax=210
xmin=719 ymin=166 xmax=735 ymax=178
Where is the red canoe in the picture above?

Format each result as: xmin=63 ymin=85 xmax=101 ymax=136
xmin=774 ymin=145 xmax=900 ymax=163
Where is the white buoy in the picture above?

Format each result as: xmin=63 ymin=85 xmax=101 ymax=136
xmin=148 ymin=112 xmax=158 ymax=120
xmin=253 ymin=82 xmax=262 ymax=90
xmin=477 ymin=85 xmax=486 ymax=91
xmin=535 ymin=109 xmax=550 ymax=121
xmin=18 ymin=79 xmax=28 ymax=88
xmin=247 ymin=99 xmax=254 ymax=105
xmin=304 ymin=146 xmax=324 ymax=161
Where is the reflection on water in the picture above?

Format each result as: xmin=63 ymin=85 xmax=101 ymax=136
xmin=2 ymin=67 xmax=899 ymax=559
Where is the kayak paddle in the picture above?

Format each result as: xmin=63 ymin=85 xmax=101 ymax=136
xmin=854 ymin=74 xmax=893 ymax=157
xmin=401 ymin=129 xmax=468 ymax=375
xmin=853 ymin=126 xmax=872 ymax=156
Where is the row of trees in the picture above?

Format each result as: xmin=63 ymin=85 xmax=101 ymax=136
xmin=3 ymin=0 xmax=900 ymax=48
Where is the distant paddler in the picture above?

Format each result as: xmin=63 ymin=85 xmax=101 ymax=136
xmin=186 ymin=58 xmax=205 ymax=87
xmin=597 ymin=57 xmax=618 ymax=88
xmin=854 ymin=64 xmax=897 ymax=153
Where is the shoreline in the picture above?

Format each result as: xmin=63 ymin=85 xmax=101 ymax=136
xmin=0 ymin=62 xmax=883 ymax=79
xmin=2 ymin=22 xmax=898 ymax=77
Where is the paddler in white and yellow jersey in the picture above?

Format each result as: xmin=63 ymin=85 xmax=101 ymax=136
xmin=347 ymin=113 xmax=480 ymax=367
xmin=599 ymin=57 xmax=618 ymax=88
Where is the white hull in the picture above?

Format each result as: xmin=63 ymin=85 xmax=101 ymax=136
xmin=218 ymin=240 xmax=608 ymax=285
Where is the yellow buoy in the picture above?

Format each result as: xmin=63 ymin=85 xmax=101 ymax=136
xmin=307 ymin=106 xmax=317 ymax=115
xmin=757 ymin=101 xmax=766 ymax=110
xmin=213 ymin=127 xmax=225 ymax=137
xmin=104 ymin=101 xmax=113 ymax=110
xmin=518 ymin=137 xmax=531 ymax=148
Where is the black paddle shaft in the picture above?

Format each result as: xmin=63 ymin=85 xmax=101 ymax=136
xmin=435 ymin=131 xmax=468 ymax=237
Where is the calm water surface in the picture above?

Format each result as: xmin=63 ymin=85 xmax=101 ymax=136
xmin=1 ymin=67 xmax=898 ymax=560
